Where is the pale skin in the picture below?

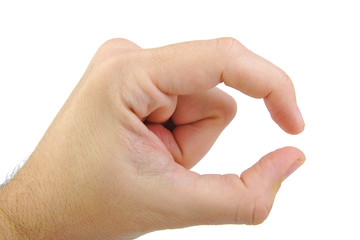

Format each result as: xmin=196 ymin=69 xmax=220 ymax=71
xmin=0 ymin=38 xmax=305 ymax=239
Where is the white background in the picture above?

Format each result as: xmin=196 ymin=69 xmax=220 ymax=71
xmin=1 ymin=1 xmax=359 ymax=239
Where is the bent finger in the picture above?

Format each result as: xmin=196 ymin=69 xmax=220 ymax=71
xmin=145 ymin=88 xmax=236 ymax=169
xmin=171 ymin=88 xmax=237 ymax=169
xmin=143 ymin=38 xmax=304 ymax=134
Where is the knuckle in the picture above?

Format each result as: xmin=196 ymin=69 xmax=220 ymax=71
xmin=233 ymin=191 xmax=273 ymax=225
xmin=234 ymin=157 xmax=279 ymax=225
xmin=221 ymin=94 xmax=237 ymax=123
xmin=222 ymin=174 xmax=274 ymax=225
xmin=99 ymin=38 xmax=137 ymax=51
xmin=86 ymin=41 xmax=143 ymax=100
xmin=221 ymin=174 xmax=250 ymax=224
xmin=215 ymin=37 xmax=245 ymax=55
xmin=99 ymin=46 xmax=140 ymax=69
xmin=98 ymin=38 xmax=122 ymax=53
xmin=211 ymin=91 xmax=237 ymax=124
xmin=258 ymin=155 xmax=277 ymax=180
xmin=279 ymin=70 xmax=291 ymax=82
xmin=95 ymin=38 xmax=140 ymax=65
xmin=234 ymin=191 xmax=273 ymax=225
xmin=278 ymin=70 xmax=294 ymax=89
xmin=250 ymin=196 xmax=273 ymax=225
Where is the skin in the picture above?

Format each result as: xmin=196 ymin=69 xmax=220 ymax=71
xmin=0 ymin=38 xmax=305 ymax=240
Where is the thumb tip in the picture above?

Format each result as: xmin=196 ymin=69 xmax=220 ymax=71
xmin=262 ymin=146 xmax=305 ymax=181
xmin=283 ymin=157 xmax=305 ymax=180
xmin=277 ymin=146 xmax=305 ymax=180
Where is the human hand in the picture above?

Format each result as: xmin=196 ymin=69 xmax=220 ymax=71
xmin=0 ymin=38 xmax=305 ymax=239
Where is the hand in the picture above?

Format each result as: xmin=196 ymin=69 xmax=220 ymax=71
xmin=0 ymin=38 xmax=305 ymax=239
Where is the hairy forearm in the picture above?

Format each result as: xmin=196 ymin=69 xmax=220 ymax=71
xmin=0 ymin=147 xmax=138 ymax=240
xmin=0 ymin=186 xmax=24 ymax=239
xmin=0 ymin=158 xmax=31 ymax=239
xmin=0 ymin=161 xmax=28 ymax=239
xmin=0 ymin=157 xmax=59 ymax=240
xmin=0 ymin=213 xmax=13 ymax=239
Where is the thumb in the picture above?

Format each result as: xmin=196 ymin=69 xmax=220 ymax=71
xmin=181 ymin=147 xmax=305 ymax=226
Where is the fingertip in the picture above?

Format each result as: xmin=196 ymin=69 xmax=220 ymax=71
xmin=271 ymin=146 xmax=305 ymax=180
xmin=292 ymin=106 xmax=305 ymax=134
xmin=276 ymin=146 xmax=305 ymax=159
xmin=263 ymin=77 xmax=305 ymax=135
xmin=260 ymin=146 xmax=304 ymax=180
xmin=279 ymin=107 xmax=305 ymax=135
xmin=282 ymin=125 xmax=303 ymax=135
xmin=283 ymin=156 xmax=305 ymax=180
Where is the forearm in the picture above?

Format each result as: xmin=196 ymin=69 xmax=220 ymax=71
xmin=0 ymin=148 xmax=141 ymax=240
xmin=0 ymin=186 xmax=27 ymax=239
xmin=0 ymin=212 xmax=16 ymax=239
xmin=0 ymin=157 xmax=59 ymax=240
xmin=0 ymin=158 xmax=32 ymax=238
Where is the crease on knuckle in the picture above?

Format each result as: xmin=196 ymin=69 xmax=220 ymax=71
xmin=211 ymin=94 xmax=237 ymax=125
xmin=222 ymin=174 xmax=272 ymax=225
xmin=259 ymin=155 xmax=278 ymax=182
xmin=215 ymin=37 xmax=245 ymax=56
xmin=251 ymin=196 xmax=273 ymax=225
xmin=95 ymin=39 xmax=141 ymax=68
xmin=235 ymin=160 xmax=277 ymax=225
xmin=277 ymin=70 xmax=294 ymax=92
xmin=221 ymin=174 xmax=249 ymax=224
xmin=100 ymin=38 xmax=136 ymax=51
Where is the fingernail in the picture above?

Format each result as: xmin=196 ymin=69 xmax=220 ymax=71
xmin=284 ymin=158 xmax=305 ymax=180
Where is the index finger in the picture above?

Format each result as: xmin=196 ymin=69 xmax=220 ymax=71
xmin=143 ymin=38 xmax=304 ymax=134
